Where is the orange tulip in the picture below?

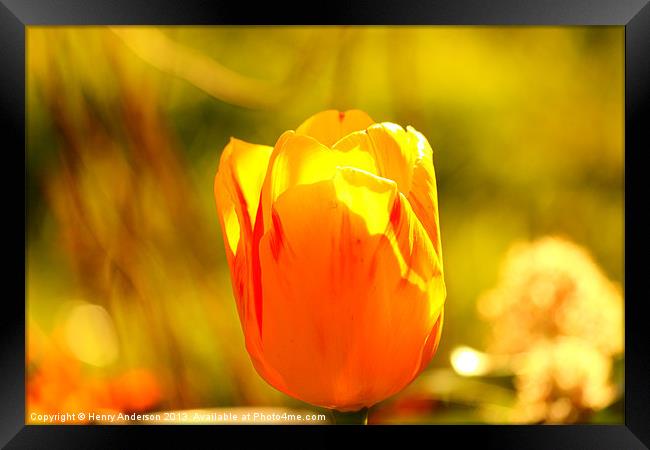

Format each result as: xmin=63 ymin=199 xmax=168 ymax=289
xmin=214 ymin=110 xmax=446 ymax=412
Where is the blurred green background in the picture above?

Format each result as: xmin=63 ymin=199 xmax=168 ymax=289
xmin=26 ymin=26 xmax=623 ymax=424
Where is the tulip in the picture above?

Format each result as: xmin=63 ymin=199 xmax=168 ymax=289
xmin=214 ymin=110 xmax=446 ymax=421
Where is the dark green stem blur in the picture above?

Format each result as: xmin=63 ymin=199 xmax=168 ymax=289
xmin=331 ymin=408 xmax=369 ymax=425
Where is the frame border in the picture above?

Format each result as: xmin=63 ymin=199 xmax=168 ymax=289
xmin=3 ymin=0 xmax=648 ymax=448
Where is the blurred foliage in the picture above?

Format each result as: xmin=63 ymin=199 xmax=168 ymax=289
xmin=26 ymin=26 xmax=623 ymax=424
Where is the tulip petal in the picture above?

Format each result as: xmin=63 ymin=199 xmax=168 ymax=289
xmin=215 ymin=138 xmax=293 ymax=393
xmin=215 ymin=137 xmax=273 ymax=233
xmin=214 ymin=137 xmax=273 ymax=326
xmin=333 ymin=123 xmax=417 ymax=195
xmin=416 ymin=308 xmax=444 ymax=374
xmin=405 ymin=126 xmax=443 ymax=265
xmin=334 ymin=123 xmax=443 ymax=266
xmin=258 ymin=132 xmax=377 ymax=236
xmin=296 ymin=109 xmax=375 ymax=147
xmin=254 ymin=167 xmax=445 ymax=410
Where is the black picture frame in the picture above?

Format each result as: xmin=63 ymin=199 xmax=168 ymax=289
xmin=3 ymin=0 xmax=648 ymax=448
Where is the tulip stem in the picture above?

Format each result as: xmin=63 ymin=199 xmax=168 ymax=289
xmin=330 ymin=408 xmax=369 ymax=425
